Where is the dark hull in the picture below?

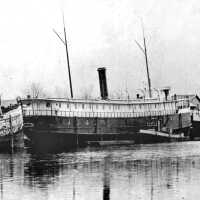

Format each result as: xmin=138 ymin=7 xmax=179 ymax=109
xmin=0 ymin=130 xmax=24 ymax=151
xmin=191 ymin=121 xmax=200 ymax=140
xmin=24 ymin=114 xmax=191 ymax=151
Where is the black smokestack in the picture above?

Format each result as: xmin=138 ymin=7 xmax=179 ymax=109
xmin=97 ymin=67 xmax=108 ymax=100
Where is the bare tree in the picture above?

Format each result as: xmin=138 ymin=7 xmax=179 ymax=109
xmin=23 ymin=82 xmax=47 ymax=98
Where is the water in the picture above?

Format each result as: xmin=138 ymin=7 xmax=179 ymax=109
xmin=0 ymin=142 xmax=200 ymax=199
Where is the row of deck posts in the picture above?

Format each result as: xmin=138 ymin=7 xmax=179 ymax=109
xmin=28 ymin=109 xmax=175 ymax=118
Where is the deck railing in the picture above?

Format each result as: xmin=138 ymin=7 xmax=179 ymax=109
xmin=193 ymin=110 xmax=200 ymax=115
xmin=23 ymin=109 xmax=177 ymax=118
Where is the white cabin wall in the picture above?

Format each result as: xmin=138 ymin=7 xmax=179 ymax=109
xmin=27 ymin=99 xmax=179 ymax=116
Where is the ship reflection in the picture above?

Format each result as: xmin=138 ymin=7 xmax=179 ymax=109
xmin=23 ymin=146 xmax=200 ymax=200
xmin=103 ymin=156 xmax=110 ymax=200
xmin=0 ymin=143 xmax=199 ymax=200
xmin=24 ymin=153 xmax=62 ymax=188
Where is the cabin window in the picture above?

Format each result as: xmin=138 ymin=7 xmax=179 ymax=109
xmin=118 ymin=105 xmax=120 ymax=110
xmin=67 ymin=103 xmax=69 ymax=108
xmin=109 ymin=105 xmax=111 ymax=110
xmin=59 ymin=102 xmax=61 ymax=108
xmin=46 ymin=102 xmax=50 ymax=107
xmin=82 ymin=104 xmax=85 ymax=109
xmin=96 ymin=104 xmax=98 ymax=109
xmin=89 ymin=104 xmax=92 ymax=109
xmin=75 ymin=104 xmax=77 ymax=109
xmin=102 ymin=104 xmax=105 ymax=110
xmin=26 ymin=102 xmax=31 ymax=106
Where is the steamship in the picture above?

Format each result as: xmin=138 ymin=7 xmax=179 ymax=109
xmin=21 ymin=68 xmax=191 ymax=150
xmin=21 ymin=22 xmax=191 ymax=151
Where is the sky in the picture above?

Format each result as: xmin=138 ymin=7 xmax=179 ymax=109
xmin=0 ymin=0 xmax=200 ymax=99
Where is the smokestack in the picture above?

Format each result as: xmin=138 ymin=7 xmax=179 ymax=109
xmin=161 ymin=87 xmax=170 ymax=101
xmin=97 ymin=67 xmax=108 ymax=100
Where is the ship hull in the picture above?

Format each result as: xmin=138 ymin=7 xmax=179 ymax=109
xmin=0 ymin=105 xmax=24 ymax=150
xmin=190 ymin=111 xmax=200 ymax=140
xmin=23 ymin=114 xmax=191 ymax=151
xmin=0 ymin=130 xmax=24 ymax=151
xmin=191 ymin=120 xmax=200 ymax=140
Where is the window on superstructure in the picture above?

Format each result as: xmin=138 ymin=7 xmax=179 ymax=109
xmin=59 ymin=103 xmax=61 ymax=108
xmin=82 ymin=104 xmax=85 ymax=109
xmin=102 ymin=104 xmax=105 ymax=110
xmin=118 ymin=105 xmax=120 ymax=110
xmin=96 ymin=104 xmax=98 ymax=109
xmin=75 ymin=104 xmax=77 ymax=109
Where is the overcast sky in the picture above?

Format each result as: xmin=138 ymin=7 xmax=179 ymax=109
xmin=0 ymin=0 xmax=200 ymax=99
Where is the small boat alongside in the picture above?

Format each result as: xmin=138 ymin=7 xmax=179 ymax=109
xmin=0 ymin=102 xmax=23 ymax=150
xmin=139 ymin=129 xmax=187 ymax=143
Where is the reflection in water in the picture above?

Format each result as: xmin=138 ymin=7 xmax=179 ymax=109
xmin=103 ymin=156 xmax=110 ymax=200
xmin=0 ymin=142 xmax=200 ymax=199
xmin=24 ymin=154 xmax=61 ymax=188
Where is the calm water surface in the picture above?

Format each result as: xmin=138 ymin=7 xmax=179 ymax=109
xmin=1 ymin=141 xmax=200 ymax=200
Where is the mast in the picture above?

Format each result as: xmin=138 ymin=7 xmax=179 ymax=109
xmin=142 ymin=25 xmax=152 ymax=98
xmin=53 ymin=14 xmax=74 ymax=98
xmin=135 ymin=22 xmax=152 ymax=98
xmin=63 ymin=15 xmax=73 ymax=98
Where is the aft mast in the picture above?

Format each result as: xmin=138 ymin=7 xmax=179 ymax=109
xmin=135 ymin=22 xmax=152 ymax=98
